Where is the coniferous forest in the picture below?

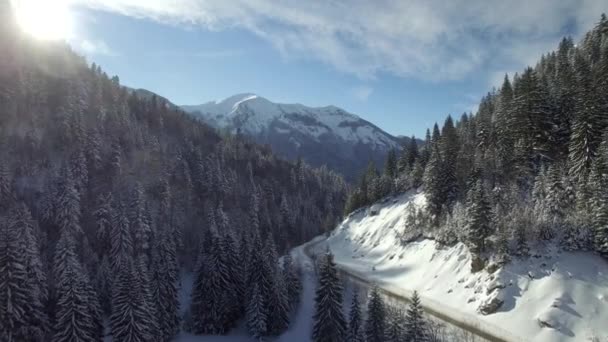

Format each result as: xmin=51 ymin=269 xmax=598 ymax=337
xmin=345 ymin=14 xmax=608 ymax=263
xmin=2 ymin=0 xmax=608 ymax=341
xmin=0 ymin=4 xmax=346 ymax=341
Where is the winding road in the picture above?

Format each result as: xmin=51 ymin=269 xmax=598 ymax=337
xmin=298 ymin=236 xmax=519 ymax=342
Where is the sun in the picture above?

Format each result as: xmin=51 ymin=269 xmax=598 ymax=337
xmin=13 ymin=0 xmax=74 ymax=41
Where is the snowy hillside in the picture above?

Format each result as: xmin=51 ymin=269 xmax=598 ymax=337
xmin=311 ymin=190 xmax=608 ymax=342
xmin=182 ymin=94 xmax=403 ymax=180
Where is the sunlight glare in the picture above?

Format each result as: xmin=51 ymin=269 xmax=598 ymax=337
xmin=13 ymin=0 xmax=74 ymax=41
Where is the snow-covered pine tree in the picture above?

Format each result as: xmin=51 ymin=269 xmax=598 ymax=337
xmin=591 ymin=158 xmax=608 ymax=257
xmin=423 ymin=144 xmax=444 ymax=223
xmin=515 ymin=223 xmax=531 ymax=258
xmin=312 ymin=251 xmax=346 ymax=342
xmin=282 ymin=253 xmax=302 ymax=310
xmin=268 ymin=265 xmax=290 ymax=335
xmin=384 ymin=149 xmax=398 ymax=179
xmin=93 ymin=192 xmax=114 ymax=258
xmin=110 ymin=258 xmax=156 ymax=342
xmin=404 ymin=291 xmax=429 ymax=342
xmin=55 ymin=167 xmax=82 ymax=237
xmin=129 ymin=183 xmax=152 ymax=262
xmin=364 ymin=285 xmax=386 ymax=342
xmin=110 ymin=204 xmax=133 ymax=272
xmin=189 ymin=235 xmax=228 ymax=335
xmin=219 ymin=232 xmax=244 ymax=327
xmin=385 ymin=308 xmax=404 ymax=342
xmin=246 ymin=283 xmax=267 ymax=340
xmin=569 ymin=49 xmax=606 ymax=180
xmin=52 ymin=231 xmax=102 ymax=342
xmin=465 ymin=180 xmax=492 ymax=254
xmin=0 ymin=208 xmax=47 ymax=341
xmin=346 ymin=291 xmax=363 ymax=342
xmin=0 ymin=162 xmax=13 ymax=211
xmin=151 ymin=227 xmax=180 ymax=342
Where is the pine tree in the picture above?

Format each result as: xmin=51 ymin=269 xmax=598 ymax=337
xmin=515 ymin=223 xmax=530 ymax=258
xmin=246 ymin=283 xmax=267 ymax=340
xmin=268 ymin=266 xmax=290 ymax=335
xmin=110 ymin=258 xmax=156 ymax=342
xmin=423 ymin=144 xmax=444 ymax=222
xmin=0 ymin=211 xmax=46 ymax=341
xmin=465 ymin=180 xmax=492 ymax=254
xmin=55 ymin=167 xmax=82 ymax=237
xmin=404 ymin=291 xmax=429 ymax=342
xmin=364 ymin=285 xmax=386 ymax=342
xmin=591 ymin=156 xmax=608 ymax=257
xmin=10 ymin=204 xmax=48 ymax=326
xmin=347 ymin=291 xmax=363 ymax=342
xmin=189 ymin=235 xmax=230 ymax=335
xmin=129 ymin=183 xmax=152 ymax=262
xmin=569 ymin=50 xmax=605 ymax=180
xmin=110 ymin=205 xmax=133 ymax=272
xmin=312 ymin=251 xmax=346 ymax=342
xmin=282 ymin=254 xmax=302 ymax=310
xmin=384 ymin=149 xmax=397 ymax=179
xmin=52 ymin=232 xmax=102 ymax=342
xmin=151 ymin=228 xmax=180 ymax=341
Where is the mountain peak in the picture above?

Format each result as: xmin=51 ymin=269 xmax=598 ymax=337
xmin=181 ymin=93 xmax=402 ymax=180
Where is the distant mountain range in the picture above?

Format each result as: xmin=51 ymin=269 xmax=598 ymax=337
xmin=181 ymin=94 xmax=407 ymax=181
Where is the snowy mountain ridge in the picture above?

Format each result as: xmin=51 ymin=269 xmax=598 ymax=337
xmin=182 ymin=93 xmax=397 ymax=149
xmin=311 ymin=190 xmax=608 ymax=342
xmin=182 ymin=94 xmax=403 ymax=180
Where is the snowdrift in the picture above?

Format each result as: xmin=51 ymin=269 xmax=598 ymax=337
xmin=311 ymin=190 xmax=608 ymax=342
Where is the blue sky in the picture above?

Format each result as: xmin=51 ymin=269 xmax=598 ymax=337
xmin=57 ymin=0 xmax=607 ymax=137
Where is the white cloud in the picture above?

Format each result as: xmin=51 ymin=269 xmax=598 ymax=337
xmin=352 ymin=86 xmax=373 ymax=101
xmin=75 ymin=38 xmax=118 ymax=56
xmin=68 ymin=0 xmax=608 ymax=81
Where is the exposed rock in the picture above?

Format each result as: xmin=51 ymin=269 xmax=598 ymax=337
xmin=486 ymin=280 xmax=505 ymax=295
xmin=478 ymin=294 xmax=504 ymax=315
xmin=471 ymin=255 xmax=485 ymax=273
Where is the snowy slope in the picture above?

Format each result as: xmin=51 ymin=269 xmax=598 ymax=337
xmin=310 ymin=190 xmax=608 ymax=342
xmin=182 ymin=94 xmax=403 ymax=180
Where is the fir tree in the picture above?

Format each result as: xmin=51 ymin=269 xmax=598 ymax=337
xmin=465 ymin=180 xmax=492 ymax=254
xmin=246 ymin=283 xmax=267 ymax=340
xmin=312 ymin=251 xmax=346 ymax=342
xmin=347 ymin=291 xmax=363 ymax=342
xmin=282 ymin=253 xmax=302 ymax=310
xmin=364 ymin=285 xmax=386 ymax=342
xmin=52 ymin=232 xmax=102 ymax=342
xmin=110 ymin=259 xmax=156 ymax=342
xmin=404 ymin=291 xmax=429 ymax=342
xmin=0 ymin=211 xmax=46 ymax=341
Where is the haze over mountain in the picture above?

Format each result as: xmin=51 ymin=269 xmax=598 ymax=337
xmin=183 ymin=94 xmax=406 ymax=180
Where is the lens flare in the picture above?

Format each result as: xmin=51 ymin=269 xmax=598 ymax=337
xmin=13 ymin=0 xmax=74 ymax=41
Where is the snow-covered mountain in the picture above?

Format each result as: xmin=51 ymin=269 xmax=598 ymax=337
xmin=182 ymin=94 xmax=403 ymax=180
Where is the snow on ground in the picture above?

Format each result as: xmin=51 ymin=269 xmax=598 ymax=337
xmin=309 ymin=189 xmax=608 ymax=342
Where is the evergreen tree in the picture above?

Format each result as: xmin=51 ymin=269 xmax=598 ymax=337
xmin=52 ymin=232 xmax=102 ymax=342
xmin=282 ymin=254 xmax=302 ymax=310
xmin=312 ymin=251 xmax=346 ymax=342
xmin=364 ymin=285 xmax=386 ymax=342
xmin=465 ymin=180 xmax=492 ymax=254
xmin=246 ymin=283 xmax=267 ymax=341
xmin=151 ymin=228 xmax=180 ymax=341
xmin=347 ymin=291 xmax=363 ymax=342
xmin=110 ymin=259 xmax=156 ymax=342
xmin=423 ymin=144 xmax=444 ymax=222
xmin=404 ymin=291 xmax=429 ymax=342
xmin=384 ymin=149 xmax=398 ymax=179
xmin=0 ymin=210 xmax=46 ymax=341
